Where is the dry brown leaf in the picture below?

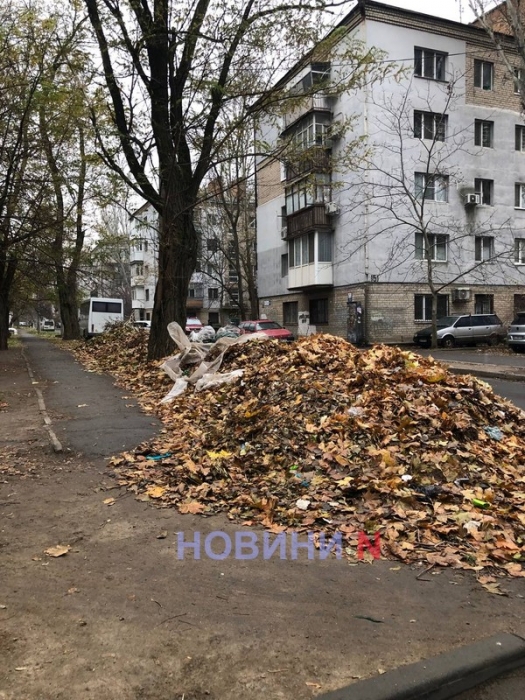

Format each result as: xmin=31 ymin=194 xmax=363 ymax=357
xmin=45 ymin=545 xmax=71 ymax=558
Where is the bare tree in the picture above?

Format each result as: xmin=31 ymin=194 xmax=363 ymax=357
xmin=83 ymin=0 xmax=394 ymax=359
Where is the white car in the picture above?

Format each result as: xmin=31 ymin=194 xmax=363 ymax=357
xmin=8 ymin=327 xmax=18 ymax=336
xmin=133 ymin=320 xmax=151 ymax=330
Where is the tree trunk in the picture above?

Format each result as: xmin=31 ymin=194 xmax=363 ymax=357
xmin=57 ymin=274 xmax=80 ymax=339
xmin=0 ymin=253 xmax=17 ymax=351
xmin=0 ymin=288 xmax=10 ymax=351
xmin=147 ymin=195 xmax=199 ymax=360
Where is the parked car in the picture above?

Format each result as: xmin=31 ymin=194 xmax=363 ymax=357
xmin=238 ymin=320 xmax=294 ymax=342
xmin=413 ymin=314 xmax=505 ymax=349
xmin=41 ymin=320 xmax=55 ymax=332
xmin=185 ymin=317 xmax=203 ymax=335
xmin=133 ymin=320 xmax=151 ymax=330
xmin=8 ymin=327 xmax=17 ymax=336
xmin=507 ymin=311 xmax=525 ymax=353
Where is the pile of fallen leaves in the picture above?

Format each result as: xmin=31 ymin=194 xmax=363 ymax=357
xmin=72 ymin=326 xmax=525 ymax=579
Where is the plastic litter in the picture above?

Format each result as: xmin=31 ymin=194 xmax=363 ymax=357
xmin=484 ymin=426 xmax=504 ymax=441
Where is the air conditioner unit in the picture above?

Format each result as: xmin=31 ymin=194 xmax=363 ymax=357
xmin=453 ymin=288 xmax=471 ymax=301
xmin=325 ymin=201 xmax=340 ymax=215
xmin=281 ymin=226 xmax=288 ymax=240
xmin=464 ymin=193 xmax=480 ymax=206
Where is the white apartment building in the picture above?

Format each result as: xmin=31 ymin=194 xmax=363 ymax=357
xmin=256 ymin=0 xmax=525 ymax=343
xmin=129 ymin=196 xmax=254 ymax=325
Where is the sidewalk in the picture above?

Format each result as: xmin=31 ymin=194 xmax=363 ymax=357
xmin=414 ymin=348 xmax=525 ymax=382
xmin=1 ymin=336 xmax=524 ymax=700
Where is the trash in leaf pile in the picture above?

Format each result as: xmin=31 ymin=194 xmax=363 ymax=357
xmin=71 ymin=323 xmax=525 ymax=577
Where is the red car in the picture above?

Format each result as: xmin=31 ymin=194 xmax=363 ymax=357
xmin=238 ymin=320 xmax=294 ymax=342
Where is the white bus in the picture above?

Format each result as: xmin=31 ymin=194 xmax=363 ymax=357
xmin=79 ymin=298 xmax=124 ymax=338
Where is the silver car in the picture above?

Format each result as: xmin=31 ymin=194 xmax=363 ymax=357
xmin=507 ymin=311 xmax=525 ymax=353
xmin=413 ymin=314 xmax=506 ymax=348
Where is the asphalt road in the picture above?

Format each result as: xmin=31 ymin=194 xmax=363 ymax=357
xmin=482 ymin=377 xmax=525 ymax=411
xmin=416 ymin=347 xmax=525 ymax=367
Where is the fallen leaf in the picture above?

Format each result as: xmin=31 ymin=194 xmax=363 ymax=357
xmin=179 ymin=502 xmax=205 ymax=514
xmin=45 ymin=545 xmax=71 ymax=558
xmin=103 ymin=497 xmax=116 ymax=506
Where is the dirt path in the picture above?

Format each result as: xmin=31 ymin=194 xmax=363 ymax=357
xmin=0 ymin=338 xmax=523 ymax=700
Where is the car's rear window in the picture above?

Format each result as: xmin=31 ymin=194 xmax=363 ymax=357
xmin=511 ymin=313 xmax=525 ymax=325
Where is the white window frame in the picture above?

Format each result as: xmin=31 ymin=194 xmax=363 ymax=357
xmin=414 ymin=111 xmax=447 ymax=141
xmin=516 ymin=125 xmax=525 ymax=152
xmin=415 ymin=233 xmax=448 ymax=262
xmin=414 ymin=294 xmax=449 ymax=322
xmin=475 ymin=178 xmax=493 ymax=206
xmin=475 ymin=236 xmax=494 ymax=262
xmin=414 ymin=173 xmax=449 ymax=202
xmin=474 ymin=119 xmax=493 ymax=148
xmin=515 ymin=183 xmax=525 ymax=209
xmin=515 ymin=238 xmax=525 ymax=265
xmin=514 ymin=67 xmax=523 ymax=95
xmin=414 ymin=48 xmax=446 ymax=81
xmin=474 ymin=59 xmax=494 ymax=90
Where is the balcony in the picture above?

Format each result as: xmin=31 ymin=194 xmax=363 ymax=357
xmin=187 ymin=295 xmax=204 ymax=309
xmin=287 ymin=204 xmax=332 ymax=238
xmin=285 ymin=148 xmax=331 ymax=182
xmin=130 ymin=248 xmax=144 ymax=263
xmin=282 ymin=95 xmax=332 ymax=131
xmin=288 ymin=261 xmax=333 ymax=289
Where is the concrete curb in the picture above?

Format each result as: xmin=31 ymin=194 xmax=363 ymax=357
xmin=446 ymin=364 xmax=525 ymax=383
xmin=316 ymin=633 xmax=525 ymax=700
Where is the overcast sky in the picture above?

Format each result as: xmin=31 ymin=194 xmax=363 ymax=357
xmin=376 ymin=0 xmax=484 ymax=23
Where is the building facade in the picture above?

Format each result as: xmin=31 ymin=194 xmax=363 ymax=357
xmin=256 ymin=0 xmax=525 ymax=344
xmin=129 ymin=188 xmax=256 ymax=326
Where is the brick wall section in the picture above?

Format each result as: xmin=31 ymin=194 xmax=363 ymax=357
xmin=256 ymin=158 xmax=283 ymax=206
xmin=465 ymin=43 xmax=522 ymax=111
xmin=260 ymin=282 xmax=525 ymax=344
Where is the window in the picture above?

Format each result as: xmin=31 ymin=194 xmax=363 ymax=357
xmin=474 ymin=120 xmax=493 ymax=148
xmin=294 ymin=114 xmax=331 ymax=149
xmin=290 ymin=62 xmax=330 ymax=95
xmin=515 ymin=238 xmax=525 ymax=264
xmin=414 ymin=48 xmax=446 ymax=81
xmin=281 ymin=254 xmax=289 ymax=277
xmin=208 ymin=312 xmax=219 ymax=325
xmin=474 ymin=60 xmax=493 ymax=90
xmin=475 ymin=236 xmax=494 ymax=262
xmin=310 ymin=298 xmax=328 ymax=324
xmin=475 ymin=178 xmax=493 ymax=205
xmin=283 ymin=301 xmax=298 ymax=324
xmin=414 ymin=294 xmax=449 ymax=321
xmin=144 ymin=240 xmax=148 ymax=252
xmin=208 ymin=287 xmax=219 ymax=300
xmin=415 ymin=233 xmax=448 ymax=262
xmin=92 ymin=301 xmax=122 ymax=313
xmin=414 ymin=111 xmax=447 ymax=141
xmin=188 ymin=284 xmax=203 ymax=298
xmin=207 ymin=263 xmax=214 ymax=275
xmin=285 ymin=174 xmax=331 ymax=214
xmin=474 ymin=294 xmax=494 ymax=314
xmin=515 ymin=125 xmax=525 ymax=151
xmin=290 ymin=233 xmax=315 ymax=266
xmin=228 ymin=266 xmax=238 ymax=283
xmin=318 ymin=231 xmax=332 ymax=262
xmin=145 ymin=289 xmax=150 ymax=302
xmin=207 ymin=237 xmax=219 ymax=253
xmin=414 ymin=173 xmax=449 ymax=202
xmin=514 ymin=67 xmax=523 ymax=94
xmin=515 ymin=183 xmax=525 ymax=208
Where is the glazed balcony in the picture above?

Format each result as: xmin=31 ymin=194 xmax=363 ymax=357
xmin=286 ymin=203 xmax=332 ymax=238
